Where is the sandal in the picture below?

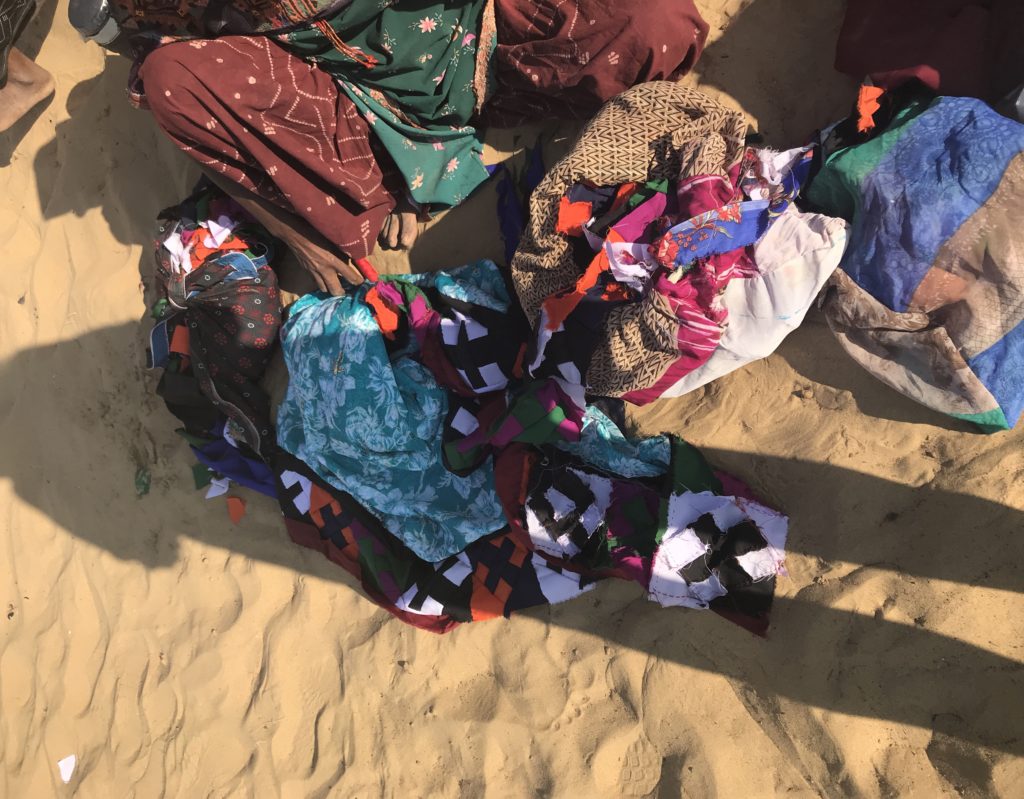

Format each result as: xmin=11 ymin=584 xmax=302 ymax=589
xmin=0 ymin=0 xmax=36 ymax=87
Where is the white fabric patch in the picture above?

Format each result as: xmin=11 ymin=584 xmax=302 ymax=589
xmin=440 ymin=317 xmax=458 ymax=345
xmin=395 ymin=586 xmax=444 ymax=617
xmin=649 ymin=528 xmax=723 ymax=608
xmin=162 ymin=228 xmax=192 ymax=275
xmin=661 ymin=207 xmax=847 ymax=398
xmin=442 ymin=552 xmax=473 ymax=585
xmin=532 ymin=554 xmax=596 ymax=603
xmin=735 ymin=548 xmax=782 ymax=582
xmin=280 ymin=470 xmax=313 ymax=515
xmin=525 ymin=505 xmax=569 ymax=557
xmin=544 ymin=488 xmax=576 ymax=522
xmin=555 ymin=533 xmax=582 ymax=557
xmin=204 ymin=214 xmax=237 ymax=248
xmin=57 ymin=755 xmax=77 ymax=784
xmin=205 ymin=476 xmax=230 ymax=500
xmin=462 ymin=315 xmax=488 ymax=341
xmin=557 ymin=361 xmax=582 ymax=385
xmin=443 ymin=311 xmax=488 ymax=344
xmin=450 ymin=406 xmax=481 ymax=436
xmin=606 ymin=241 xmax=659 ymax=291
xmin=477 ymin=362 xmax=507 ymax=390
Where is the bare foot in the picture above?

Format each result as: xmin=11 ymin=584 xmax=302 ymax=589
xmin=291 ymin=235 xmax=363 ymax=296
xmin=0 ymin=49 xmax=54 ymax=133
xmin=378 ymin=196 xmax=422 ymax=250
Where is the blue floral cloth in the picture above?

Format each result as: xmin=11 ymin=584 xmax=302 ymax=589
xmin=277 ymin=260 xmax=679 ymax=562
xmin=277 ymin=285 xmax=506 ymax=563
xmin=557 ymin=407 xmax=670 ymax=478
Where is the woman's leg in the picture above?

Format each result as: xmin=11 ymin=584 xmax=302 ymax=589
xmin=141 ymin=36 xmax=403 ymax=289
xmin=484 ymin=0 xmax=709 ymax=126
xmin=0 ymin=48 xmax=54 ymax=132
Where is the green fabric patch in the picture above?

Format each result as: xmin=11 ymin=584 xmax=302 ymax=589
xmin=283 ymin=0 xmax=488 ymax=209
xmin=192 ymin=463 xmax=214 ymax=490
xmin=805 ymin=97 xmax=933 ymax=221
xmin=949 ymin=407 xmax=1010 ymax=433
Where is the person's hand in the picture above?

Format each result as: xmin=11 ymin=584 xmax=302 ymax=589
xmin=378 ymin=195 xmax=423 ymax=250
xmin=292 ymin=237 xmax=363 ymax=296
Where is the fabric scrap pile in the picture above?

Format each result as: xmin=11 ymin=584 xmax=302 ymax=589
xmin=274 ymin=261 xmax=788 ymax=635
xmin=148 ymin=181 xmax=281 ymax=503
xmin=512 ymin=82 xmax=848 ymax=405
xmin=804 ymin=84 xmax=1024 ymax=431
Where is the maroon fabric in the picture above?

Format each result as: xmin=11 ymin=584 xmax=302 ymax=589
xmin=484 ymin=0 xmax=709 ymax=126
xmin=281 ymin=517 xmax=457 ymax=634
xmin=835 ymin=0 xmax=1024 ymax=101
xmin=141 ymin=36 xmax=398 ymax=260
xmin=141 ymin=0 xmax=711 ymax=259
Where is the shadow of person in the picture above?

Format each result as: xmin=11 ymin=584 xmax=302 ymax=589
xmin=29 ymin=54 xmax=189 ymax=243
xmin=539 ymin=586 xmax=1024 ymax=765
xmin=0 ymin=318 xmax=1022 ymax=760
xmin=693 ymin=0 xmax=857 ymax=145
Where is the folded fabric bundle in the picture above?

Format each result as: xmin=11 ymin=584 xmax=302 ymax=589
xmin=805 ymin=87 xmax=1024 ymax=431
xmin=276 ymin=261 xmax=789 ymax=633
xmin=512 ymin=82 xmax=846 ymax=404
xmin=149 ymin=181 xmax=283 ymax=458
xmin=275 ymin=450 xmax=600 ymax=635
xmin=658 ymin=206 xmax=847 ymax=398
xmin=276 ymin=266 xmax=510 ymax=563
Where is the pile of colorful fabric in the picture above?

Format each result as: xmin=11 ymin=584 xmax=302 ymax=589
xmin=148 ymin=181 xmax=281 ymax=502
xmin=512 ymin=82 xmax=848 ymax=404
xmin=805 ymin=84 xmax=1024 ymax=431
xmin=146 ymin=178 xmax=791 ymax=635
xmin=274 ymin=262 xmax=788 ymax=635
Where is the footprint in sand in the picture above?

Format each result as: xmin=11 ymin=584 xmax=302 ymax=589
xmin=593 ymin=729 xmax=662 ymax=797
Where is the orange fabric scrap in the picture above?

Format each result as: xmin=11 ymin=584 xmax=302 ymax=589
xmin=856 ymin=85 xmax=885 ymax=133
xmin=364 ymin=284 xmax=400 ymax=340
xmin=169 ymin=323 xmax=191 ymax=357
xmin=226 ymin=496 xmax=247 ymax=524
xmin=556 ymin=196 xmax=593 ymax=236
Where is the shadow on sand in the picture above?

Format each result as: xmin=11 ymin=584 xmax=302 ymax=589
xmin=4 ymin=0 xmax=1020 ymax=774
xmin=0 ymin=317 xmax=1021 ymax=762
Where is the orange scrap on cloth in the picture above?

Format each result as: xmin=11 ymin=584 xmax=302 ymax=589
xmin=226 ymin=496 xmax=247 ymax=524
xmin=856 ymin=85 xmax=885 ymax=133
xmin=610 ymin=181 xmax=639 ymax=212
xmin=169 ymin=323 xmax=191 ymax=357
xmin=189 ymin=225 xmax=249 ymax=264
xmin=354 ymin=257 xmax=380 ymax=282
xmin=540 ymin=228 xmax=627 ymax=331
xmin=556 ymin=196 xmax=594 ymax=236
xmin=365 ymin=284 xmax=400 ymax=339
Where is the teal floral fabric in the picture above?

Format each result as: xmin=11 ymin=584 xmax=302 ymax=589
xmin=557 ymin=407 xmax=670 ymax=479
xmin=397 ymin=260 xmax=510 ymax=312
xmin=282 ymin=0 xmax=490 ymax=209
xmin=277 ymin=260 xmax=677 ymax=562
xmin=277 ymin=285 xmax=506 ymax=563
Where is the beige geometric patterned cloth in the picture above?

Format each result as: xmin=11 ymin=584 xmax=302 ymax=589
xmin=511 ymin=81 xmax=747 ymax=397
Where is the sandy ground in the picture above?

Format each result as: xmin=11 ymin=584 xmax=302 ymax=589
xmin=2 ymin=0 xmax=1023 ymax=796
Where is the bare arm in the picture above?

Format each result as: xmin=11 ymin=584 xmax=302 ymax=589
xmin=200 ymin=167 xmax=362 ymax=296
